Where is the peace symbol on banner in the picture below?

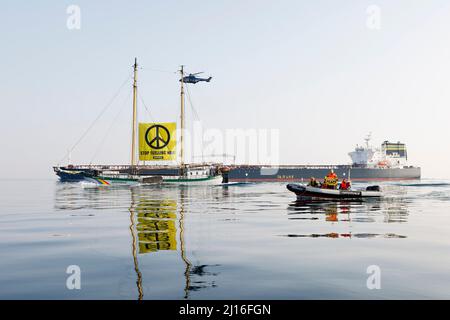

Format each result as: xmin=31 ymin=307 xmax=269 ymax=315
xmin=145 ymin=124 xmax=170 ymax=149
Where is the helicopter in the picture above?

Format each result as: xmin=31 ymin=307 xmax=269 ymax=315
xmin=181 ymin=72 xmax=212 ymax=84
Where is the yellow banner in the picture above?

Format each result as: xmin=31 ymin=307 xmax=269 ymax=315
xmin=139 ymin=122 xmax=177 ymax=161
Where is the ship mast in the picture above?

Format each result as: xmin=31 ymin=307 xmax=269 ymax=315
xmin=131 ymin=58 xmax=138 ymax=166
xmin=179 ymin=65 xmax=185 ymax=167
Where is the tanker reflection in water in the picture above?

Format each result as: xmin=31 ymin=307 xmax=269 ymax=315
xmin=286 ymin=198 xmax=408 ymax=239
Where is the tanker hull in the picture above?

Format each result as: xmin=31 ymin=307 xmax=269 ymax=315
xmin=227 ymin=166 xmax=420 ymax=182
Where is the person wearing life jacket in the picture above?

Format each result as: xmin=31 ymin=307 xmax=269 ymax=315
xmin=340 ymin=178 xmax=351 ymax=190
xmin=323 ymin=169 xmax=338 ymax=189
xmin=308 ymin=177 xmax=320 ymax=188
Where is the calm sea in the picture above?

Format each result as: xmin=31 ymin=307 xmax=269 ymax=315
xmin=1 ymin=179 xmax=450 ymax=299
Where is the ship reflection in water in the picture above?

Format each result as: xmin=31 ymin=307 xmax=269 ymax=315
xmin=129 ymin=187 xmax=219 ymax=299
xmin=47 ymin=181 xmax=450 ymax=299
xmin=55 ymin=183 xmax=220 ymax=300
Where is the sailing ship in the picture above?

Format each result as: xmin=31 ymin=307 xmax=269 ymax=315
xmin=54 ymin=59 xmax=223 ymax=185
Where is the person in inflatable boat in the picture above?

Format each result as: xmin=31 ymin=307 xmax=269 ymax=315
xmin=308 ymin=177 xmax=320 ymax=188
xmin=340 ymin=178 xmax=351 ymax=190
xmin=323 ymin=170 xmax=338 ymax=189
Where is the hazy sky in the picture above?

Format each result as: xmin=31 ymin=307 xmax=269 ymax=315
xmin=1 ymin=0 xmax=450 ymax=179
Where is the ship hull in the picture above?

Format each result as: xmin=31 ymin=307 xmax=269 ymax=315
xmin=54 ymin=166 xmax=223 ymax=185
xmin=55 ymin=165 xmax=420 ymax=183
xmin=227 ymin=166 xmax=421 ymax=182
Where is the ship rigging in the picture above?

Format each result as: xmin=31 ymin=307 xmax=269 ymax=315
xmin=54 ymin=59 xmax=224 ymax=185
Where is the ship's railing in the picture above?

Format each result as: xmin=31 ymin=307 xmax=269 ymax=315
xmin=62 ymin=163 xmax=224 ymax=170
xmin=60 ymin=163 xmax=418 ymax=170
xmin=62 ymin=163 xmax=351 ymax=169
xmin=227 ymin=164 xmax=354 ymax=169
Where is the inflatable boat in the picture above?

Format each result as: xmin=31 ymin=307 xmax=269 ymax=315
xmin=286 ymin=184 xmax=382 ymax=200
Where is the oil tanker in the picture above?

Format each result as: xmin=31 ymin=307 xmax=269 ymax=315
xmin=225 ymin=136 xmax=420 ymax=181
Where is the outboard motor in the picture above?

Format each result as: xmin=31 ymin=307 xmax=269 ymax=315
xmin=366 ymin=185 xmax=380 ymax=192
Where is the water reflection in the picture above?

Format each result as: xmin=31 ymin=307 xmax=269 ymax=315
xmin=282 ymin=233 xmax=407 ymax=239
xmin=128 ymin=203 xmax=143 ymax=300
xmin=288 ymin=198 xmax=409 ymax=222
xmin=54 ymin=183 xmax=218 ymax=300
xmin=132 ymin=197 xmax=178 ymax=254
xmin=129 ymin=188 xmax=180 ymax=300
xmin=53 ymin=182 xmax=414 ymax=299
xmin=286 ymin=198 xmax=408 ymax=239
xmin=177 ymin=188 xmax=191 ymax=299
xmin=131 ymin=186 xmax=221 ymax=299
